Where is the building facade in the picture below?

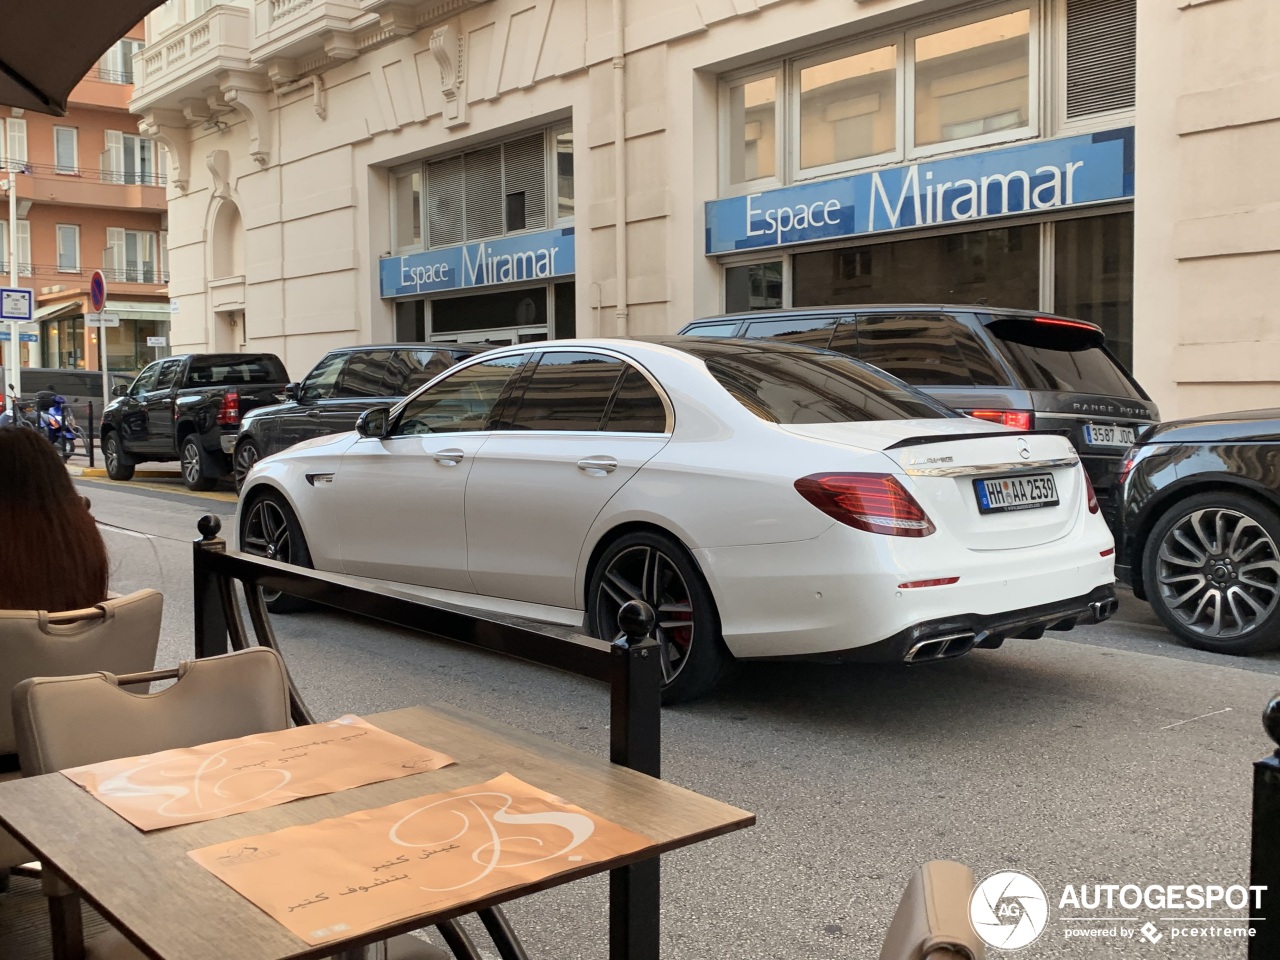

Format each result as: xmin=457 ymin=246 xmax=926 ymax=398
xmin=1 ymin=25 xmax=172 ymax=377
xmin=128 ymin=0 xmax=1259 ymax=418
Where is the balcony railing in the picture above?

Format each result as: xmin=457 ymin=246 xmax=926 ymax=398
xmin=132 ymin=5 xmax=251 ymax=103
xmin=15 ymin=263 xmax=169 ymax=285
xmin=82 ymin=65 xmax=135 ymax=85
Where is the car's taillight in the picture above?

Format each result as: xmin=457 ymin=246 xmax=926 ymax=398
xmin=794 ymin=473 xmax=936 ymax=537
xmin=1116 ymin=452 xmax=1137 ymax=489
xmin=1083 ymin=470 xmax=1100 ymax=515
xmin=965 ymin=409 xmax=1035 ymax=431
xmin=217 ymin=389 xmax=241 ymax=426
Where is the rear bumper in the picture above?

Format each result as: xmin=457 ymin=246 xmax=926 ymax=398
xmin=751 ymin=583 xmax=1118 ymax=664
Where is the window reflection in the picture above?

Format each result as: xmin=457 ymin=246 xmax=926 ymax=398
xmin=727 ymin=76 xmax=777 ymax=183
xmin=799 ymin=45 xmax=897 ymax=169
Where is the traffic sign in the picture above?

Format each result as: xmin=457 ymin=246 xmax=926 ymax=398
xmin=0 ymin=287 xmax=33 ymax=321
xmin=89 ymin=270 xmax=107 ymax=313
xmin=86 ymin=312 xmax=120 ymax=328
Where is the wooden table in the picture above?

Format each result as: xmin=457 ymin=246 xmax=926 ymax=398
xmin=0 ymin=703 xmax=754 ymax=960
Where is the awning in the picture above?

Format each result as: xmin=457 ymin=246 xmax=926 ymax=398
xmin=34 ymin=300 xmax=83 ymax=322
xmin=0 ymin=1 xmax=168 ymax=115
xmin=106 ymin=300 xmax=173 ymax=322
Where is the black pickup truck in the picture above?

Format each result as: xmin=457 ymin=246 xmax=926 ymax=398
xmin=100 ymin=353 xmax=290 ymax=490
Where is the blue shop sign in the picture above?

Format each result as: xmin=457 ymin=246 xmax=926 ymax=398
xmin=705 ymin=127 xmax=1134 ymax=255
xmin=380 ymin=226 xmax=575 ymax=298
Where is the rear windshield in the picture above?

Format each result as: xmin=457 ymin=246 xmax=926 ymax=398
xmin=987 ymin=318 xmax=1143 ymax=399
xmin=187 ymin=355 xmax=288 ymax=386
xmin=691 ymin=344 xmax=952 ymax=424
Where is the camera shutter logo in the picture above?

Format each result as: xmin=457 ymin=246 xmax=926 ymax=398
xmin=969 ymin=870 xmax=1049 ymax=950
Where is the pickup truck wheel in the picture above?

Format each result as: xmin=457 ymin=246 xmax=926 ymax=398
xmin=239 ymin=493 xmax=314 ymax=614
xmin=180 ymin=435 xmax=217 ymax=491
xmin=103 ymin=434 xmax=134 ymax=481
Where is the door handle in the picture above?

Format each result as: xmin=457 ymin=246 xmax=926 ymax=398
xmin=306 ymin=409 xmax=321 ymax=418
xmin=577 ymin=456 xmax=618 ymax=475
xmin=433 ymin=448 xmax=465 ymax=466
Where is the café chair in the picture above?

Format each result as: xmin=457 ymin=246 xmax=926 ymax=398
xmin=11 ymin=647 xmax=468 ymax=960
xmin=878 ymin=860 xmax=983 ymax=960
xmin=0 ymin=589 xmax=164 ymax=892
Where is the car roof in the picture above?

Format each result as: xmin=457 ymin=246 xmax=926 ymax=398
xmin=687 ymin=304 xmax=1102 ymax=333
xmin=324 ymin=343 xmax=481 ymax=355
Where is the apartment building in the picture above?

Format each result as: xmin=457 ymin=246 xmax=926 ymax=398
xmin=1 ymin=25 xmax=172 ymax=376
xmin=127 ymin=0 xmax=1271 ymax=418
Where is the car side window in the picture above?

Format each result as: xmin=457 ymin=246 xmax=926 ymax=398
xmin=299 ymin=352 xmax=346 ymax=402
xmin=396 ymin=355 xmax=526 ymax=436
xmin=392 ymin=350 xmax=456 ymax=396
xmin=337 ymin=351 xmax=393 ymax=398
xmin=130 ymin=362 xmax=162 ymax=395
xmin=604 ymin=367 xmax=668 ymax=433
xmin=685 ymin=321 xmax=742 ymax=338
xmin=743 ymin=315 xmax=838 ymax=350
xmin=507 ymin=352 xmax=626 ymax=432
xmin=153 ymin=359 xmax=183 ymax=391
xmin=855 ymin=315 xmax=1008 ymax=387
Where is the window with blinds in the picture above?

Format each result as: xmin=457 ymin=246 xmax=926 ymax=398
xmin=1066 ymin=0 xmax=1136 ymax=119
xmin=421 ymin=130 xmax=552 ymax=249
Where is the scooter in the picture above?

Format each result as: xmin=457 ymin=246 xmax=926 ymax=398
xmin=40 ymin=395 xmax=78 ymax=461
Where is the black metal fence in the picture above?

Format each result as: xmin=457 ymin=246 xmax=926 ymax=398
xmin=190 ymin=515 xmax=663 ymax=960
xmin=1251 ymin=699 xmax=1280 ymax=958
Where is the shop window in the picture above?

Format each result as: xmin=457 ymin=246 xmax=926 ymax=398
xmin=912 ymin=9 xmax=1031 ymax=150
xmin=1053 ymin=212 xmax=1134 ymax=368
xmin=1065 ymin=0 xmax=1136 ymax=119
xmin=393 ymin=169 xmax=422 ymax=251
xmin=604 ymin=367 xmax=667 ymax=433
xmin=725 ymin=72 xmax=779 ymax=185
xmin=798 ymin=43 xmax=898 ymax=172
xmin=554 ymin=128 xmax=574 ymax=221
xmin=725 ymin=261 xmax=783 ymax=312
xmin=395 ymin=300 xmax=425 ymax=342
xmin=509 ymin=352 xmax=624 ymax=432
xmin=553 ymin=282 xmax=575 ymax=339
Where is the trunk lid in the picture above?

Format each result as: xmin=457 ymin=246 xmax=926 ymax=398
xmin=781 ymin=420 xmax=1087 ymax=550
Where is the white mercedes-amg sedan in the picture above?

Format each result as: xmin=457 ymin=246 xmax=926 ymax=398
xmin=237 ymin=337 xmax=1117 ymax=702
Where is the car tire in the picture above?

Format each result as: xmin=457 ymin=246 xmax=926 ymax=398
xmin=180 ymin=435 xmax=218 ymax=492
xmin=103 ymin=433 xmax=134 ymax=481
xmin=587 ymin=530 xmax=730 ymax=704
xmin=1142 ymin=491 xmax=1280 ymax=654
xmin=238 ymin=491 xmax=315 ymax=614
xmin=234 ymin=438 xmax=262 ymax=492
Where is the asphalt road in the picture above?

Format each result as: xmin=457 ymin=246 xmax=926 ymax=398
xmin=75 ymin=474 xmax=1280 ymax=959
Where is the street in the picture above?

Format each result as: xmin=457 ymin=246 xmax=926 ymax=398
xmin=77 ymin=474 xmax=1279 ymax=960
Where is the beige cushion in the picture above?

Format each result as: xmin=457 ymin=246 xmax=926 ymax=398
xmin=13 ymin=646 xmax=290 ymax=776
xmin=879 ymin=861 xmax=983 ymax=960
xmin=0 ymin=589 xmax=163 ymax=755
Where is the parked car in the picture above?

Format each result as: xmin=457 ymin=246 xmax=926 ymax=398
xmin=0 ymin=366 xmax=132 ymax=428
xmin=101 ymin=353 xmax=291 ymax=491
xmin=236 ymin=337 xmax=1116 ymax=703
xmin=232 ymin=343 xmax=481 ymax=488
xmin=678 ymin=306 xmax=1159 ymax=532
xmin=1115 ymin=409 xmax=1280 ymax=655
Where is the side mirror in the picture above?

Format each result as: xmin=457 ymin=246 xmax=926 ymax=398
xmin=112 ymin=384 xmax=130 ymax=397
xmin=354 ymin=406 xmax=392 ymax=439
xmin=284 ymin=382 xmax=300 ymax=401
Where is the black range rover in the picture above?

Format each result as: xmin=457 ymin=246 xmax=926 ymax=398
xmin=679 ymin=305 xmax=1159 ymax=531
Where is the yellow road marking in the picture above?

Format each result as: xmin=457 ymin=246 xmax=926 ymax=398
xmin=77 ymin=476 xmax=238 ymax=503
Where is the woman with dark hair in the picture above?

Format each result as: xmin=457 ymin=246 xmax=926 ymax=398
xmin=0 ymin=427 xmax=109 ymax=611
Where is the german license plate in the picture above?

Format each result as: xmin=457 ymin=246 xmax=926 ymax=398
xmin=1083 ymin=423 xmax=1136 ymax=447
xmin=974 ymin=473 xmax=1059 ymax=514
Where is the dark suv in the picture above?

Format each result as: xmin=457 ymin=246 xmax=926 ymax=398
xmin=233 ymin=343 xmax=481 ymax=487
xmin=679 ymin=306 xmax=1158 ymax=530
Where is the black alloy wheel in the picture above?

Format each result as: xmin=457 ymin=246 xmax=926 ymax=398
xmin=234 ymin=439 xmax=261 ymax=491
xmin=238 ymin=493 xmax=314 ymax=614
xmin=103 ymin=433 xmax=134 ymax=481
xmin=1144 ymin=491 xmax=1280 ymax=654
xmin=180 ymin=435 xmax=217 ymax=491
xmin=587 ymin=530 xmax=728 ymax=703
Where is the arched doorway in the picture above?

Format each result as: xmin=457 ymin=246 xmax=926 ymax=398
xmin=208 ymin=199 xmax=246 ymax=352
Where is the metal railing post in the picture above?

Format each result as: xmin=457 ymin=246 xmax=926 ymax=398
xmin=1250 ymin=697 xmax=1280 ymax=959
xmin=86 ymin=399 xmax=95 ymax=467
xmin=192 ymin=514 xmax=231 ymax=659
xmin=608 ymin=601 xmax=662 ymax=960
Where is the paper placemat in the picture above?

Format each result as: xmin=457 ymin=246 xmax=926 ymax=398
xmin=189 ymin=772 xmax=654 ymax=945
xmin=63 ymin=715 xmax=455 ymax=831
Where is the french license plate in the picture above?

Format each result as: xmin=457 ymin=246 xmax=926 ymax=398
xmin=1084 ymin=423 xmax=1136 ymax=447
xmin=974 ymin=473 xmax=1059 ymax=514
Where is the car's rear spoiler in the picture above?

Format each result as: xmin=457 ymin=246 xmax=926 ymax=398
xmin=885 ymin=429 xmax=1064 ymax=450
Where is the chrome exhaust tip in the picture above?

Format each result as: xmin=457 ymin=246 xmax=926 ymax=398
xmin=1088 ymin=598 xmax=1117 ymax=622
xmin=905 ymin=632 xmax=977 ymax=663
